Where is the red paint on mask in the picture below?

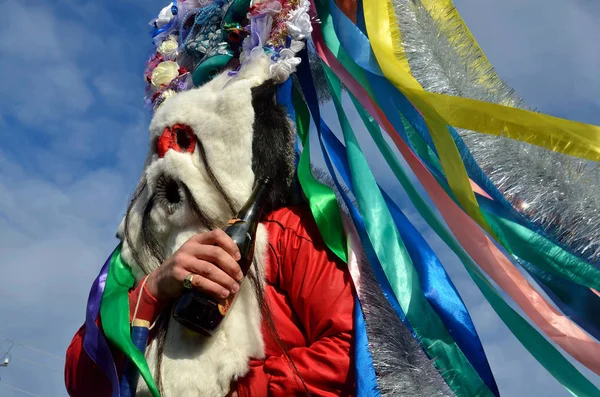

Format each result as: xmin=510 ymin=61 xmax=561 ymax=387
xmin=156 ymin=124 xmax=196 ymax=158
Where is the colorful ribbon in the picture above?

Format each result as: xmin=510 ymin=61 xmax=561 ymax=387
xmin=479 ymin=197 xmax=600 ymax=340
xmin=321 ymin=65 xmax=499 ymax=395
xmin=100 ymin=246 xmax=160 ymax=397
xmin=360 ymin=0 xmax=600 ymax=162
xmin=294 ymin=73 xmax=382 ymax=396
xmin=316 ymin=0 xmax=600 ymax=374
xmin=298 ymin=50 xmax=494 ymax=395
xmin=83 ymin=250 xmax=119 ymax=397
xmin=364 ymin=0 xmax=498 ymax=239
xmin=310 ymin=12 xmax=600 ymax=394
xmin=296 ymin=51 xmax=411 ymax=330
xmin=311 ymin=54 xmax=497 ymax=393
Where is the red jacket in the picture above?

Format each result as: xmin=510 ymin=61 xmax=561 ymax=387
xmin=65 ymin=206 xmax=355 ymax=396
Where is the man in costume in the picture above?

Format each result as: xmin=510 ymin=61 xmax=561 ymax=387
xmin=64 ymin=1 xmax=457 ymax=395
xmin=65 ymin=53 xmax=355 ymax=396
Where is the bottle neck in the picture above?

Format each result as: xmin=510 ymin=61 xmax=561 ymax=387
xmin=236 ymin=178 xmax=270 ymax=222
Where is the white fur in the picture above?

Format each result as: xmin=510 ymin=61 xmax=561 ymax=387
xmin=115 ymin=54 xmax=275 ymax=396
xmin=136 ymin=226 xmax=268 ymax=397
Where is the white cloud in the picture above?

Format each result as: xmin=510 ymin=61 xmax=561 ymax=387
xmin=453 ymin=0 xmax=600 ymax=125
xmin=1 ymin=2 xmax=63 ymax=60
xmin=0 ymin=1 xmax=152 ymax=393
xmin=0 ymin=161 xmax=129 ymax=394
xmin=0 ymin=2 xmax=98 ymax=126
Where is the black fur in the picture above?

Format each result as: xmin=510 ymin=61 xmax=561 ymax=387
xmin=195 ymin=137 xmax=238 ymax=216
xmin=141 ymin=195 xmax=166 ymax=267
xmin=249 ymin=79 xmax=311 ymax=396
xmin=124 ymin=179 xmax=164 ymax=275
xmin=250 ymin=79 xmax=296 ymax=213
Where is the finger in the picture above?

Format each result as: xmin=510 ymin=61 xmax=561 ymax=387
xmin=184 ymin=259 xmax=240 ymax=296
xmin=176 ymin=265 xmax=233 ymax=300
xmin=193 ymin=229 xmax=241 ymax=261
xmin=187 ymin=244 xmax=243 ymax=282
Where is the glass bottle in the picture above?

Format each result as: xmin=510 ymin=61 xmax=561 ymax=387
xmin=172 ymin=178 xmax=270 ymax=335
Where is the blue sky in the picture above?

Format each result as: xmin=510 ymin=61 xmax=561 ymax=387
xmin=0 ymin=0 xmax=598 ymax=396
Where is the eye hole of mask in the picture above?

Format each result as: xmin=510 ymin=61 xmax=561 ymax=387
xmin=156 ymin=124 xmax=197 ymax=158
xmin=174 ymin=124 xmax=194 ymax=151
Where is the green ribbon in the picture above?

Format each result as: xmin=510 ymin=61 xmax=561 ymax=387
xmin=323 ymin=64 xmax=493 ymax=397
xmin=314 ymin=2 xmax=600 ymax=395
xmin=100 ymin=246 xmax=160 ymax=397
xmin=293 ymin=86 xmax=348 ymax=263
xmin=486 ymin=211 xmax=600 ymax=290
xmin=351 ymin=88 xmax=600 ymax=397
xmin=401 ymin=113 xmax=600 ymax=292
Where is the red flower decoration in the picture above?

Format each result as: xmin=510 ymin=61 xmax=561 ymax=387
xmin=228 ymin=30 xmax=242 ymax=43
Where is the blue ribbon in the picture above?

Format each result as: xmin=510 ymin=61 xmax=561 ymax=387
xmin=327 ymin=0 xmax=600 ymax=343
xmin=120 ymin=325 xmax=151 ymax=397
xmin=276 ymin=77 xmax=295 ymax=121
xmin=299 ymin=30 xmax=499 ymax=391
xmin=354 ymin=295 xmax=381 ymax=397
xmin=275 ymin=78 xmax=304 ymax=204
xmin=315 ymin=76 xmax=498 ymax=395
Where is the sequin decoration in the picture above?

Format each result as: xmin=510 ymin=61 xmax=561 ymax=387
xmin=183 ymin=7 xmax=234 ymax=59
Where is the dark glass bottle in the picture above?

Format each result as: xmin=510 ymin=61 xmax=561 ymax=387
xmin=172 ymin=178 xmax=270 ymax=336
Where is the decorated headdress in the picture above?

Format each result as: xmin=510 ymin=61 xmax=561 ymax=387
xmin=83 ymin=0 xmax=600 ymax=396
xmin=144 ymin=0 xmax=314 ymax=111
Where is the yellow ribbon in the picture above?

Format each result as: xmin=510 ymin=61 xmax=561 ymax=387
xmin=363 ymin=0 xmax=600 ymax=245
xmin=365 ymin=0 xmax=600 ymax=161
xmin=364 ymin=0 xmax=496 ymax=236
xmin=399 ymin=0 xmax=600 ymax=161
xmin=422 ymin=92 xmax=600 ymax=161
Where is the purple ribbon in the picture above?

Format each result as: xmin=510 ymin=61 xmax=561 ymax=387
xmin=83 ymin=248 xmax=120 ymax=397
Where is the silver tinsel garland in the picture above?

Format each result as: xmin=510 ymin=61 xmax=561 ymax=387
xmin=312 ymin=168 xmax=452 ymax=396
xmin=392 ymin=0 xmax=600 ymax=264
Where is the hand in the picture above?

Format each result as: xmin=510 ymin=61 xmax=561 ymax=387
xmin=146 ymin=229 xmax=242 ymax=302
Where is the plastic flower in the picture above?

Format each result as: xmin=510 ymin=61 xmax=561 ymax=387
xmin=151 ymin=61 xmax=180 ymax=89
xmin=270 ymin=47 xmax=302 ymax=83
xmin=158 ymin=36 xmax=179 ymax=58
xmin=248 ymin=0 xmax=282 ymax=17
xmin=161 ymin=89 xmax=177 ymax=101
xmin=155 ymin=2 xmax=175 ymax=29
xmin=286 ymin=2 xmax=312 ymax=40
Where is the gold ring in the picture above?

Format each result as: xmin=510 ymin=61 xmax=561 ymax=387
xmin=183 ymin=273 xmax=195 ymax=289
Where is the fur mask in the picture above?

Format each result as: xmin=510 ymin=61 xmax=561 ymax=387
xmin=116 ymin=53 xmax=295 ymax=397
